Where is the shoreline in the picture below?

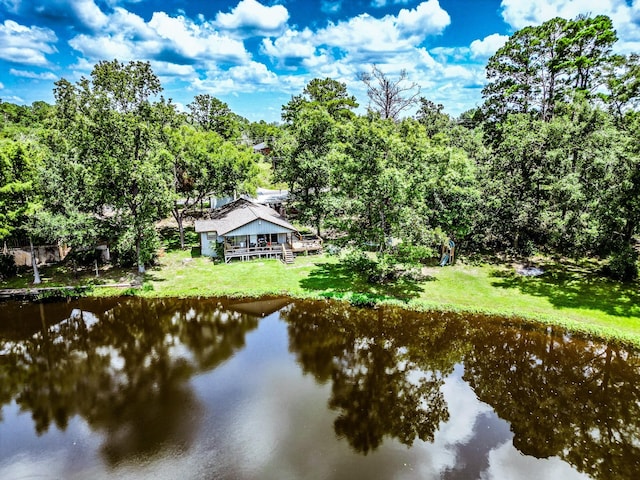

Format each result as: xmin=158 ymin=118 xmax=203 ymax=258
xmin=2 ymin=251 xmax=639 ymax=348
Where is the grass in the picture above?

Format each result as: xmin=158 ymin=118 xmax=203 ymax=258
xmin=3 ymin=227 xmax=640 ymax=347
xmin=139 ymin=247 xmax=640 ymax=346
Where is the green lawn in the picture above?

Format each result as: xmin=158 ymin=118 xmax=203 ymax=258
xmin=132 ymin=248 xmax=640 ymax=346
xmin=3 ymin=243 xmax=640 ymax=347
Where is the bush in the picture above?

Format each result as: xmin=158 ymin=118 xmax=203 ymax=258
xmin=341 ymin=248 xmax=377 ymax=276
xmin=603 ymin=246 xmax=638 ymax=281
xmin=393 ymin=244 xmax=436 ymax=265
xmin=349 ymin=292 xmax=381 ymax=308
xmin=0 ymin=253 xmax=16 ymax=280
xmin=341 ymin=249 xmax=398 ymax=284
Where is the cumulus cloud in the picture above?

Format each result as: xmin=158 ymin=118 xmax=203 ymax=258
xmin=312 ymin=0 xmax=450 ymax=61
xmin=215 ymin=0 xmax=289 ymax=35
xmin=0 ymin=20 xmax=58 ymax=66
xmin=396 ymin=0 xmax=451 ymax=36
xmin=261 ymin=28 xmax=317 ymax=63
xmin=68 ymin=10 xmax=249 ymax=66
xmin=500 ymin=0 xmax=640 ymax=53
xmin=72 ymin=0 xmax=109 ymax=30
xmin=9 ymin=68 xmax=58 ymax=80
xmin=470 ymin=33 xmax=509 ymax=58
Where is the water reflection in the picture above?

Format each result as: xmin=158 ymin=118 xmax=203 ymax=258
xmin=283 ymin=301 xmax=640 ymax=478
xmin=283 ymin=302 xmax=468 ymax=454
xmin=463 ymin=321 xmax=640 ymax=480
xmin=0 ymin=297 xmax=260 ymax=465
xmin=0 ymin=297 xmax=639 ymax=479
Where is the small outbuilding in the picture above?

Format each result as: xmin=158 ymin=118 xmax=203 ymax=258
xmin=195 ymin=198 xmax=321 ymax=263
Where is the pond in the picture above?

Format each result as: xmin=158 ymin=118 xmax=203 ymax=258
xmin=0 ymin=297 xmax=638 ymax=479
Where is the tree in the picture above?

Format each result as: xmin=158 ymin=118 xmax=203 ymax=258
xmin=281 ymin=77 xmax=358 ymax=123
xmin=482 ymin=15 xmax=617 ymax=127
xmin=415 ymin=98 xmax=452 ymax=137
xmin=165 ymin=125 xmax=259 ymax=249
xmin=52 ymin=60 xmax=176 ymax=273
xmin=337 ymin=116 xmax=409 ymax=249
xmin=187 ymin=94 xmax=241 ymax=140
xmin=0 ymin=136 xmax=44 ymax=283
xmin=274 ymin=105 xmax=340 ymax=236
xmin=359 ymin=65 xmax=421 ymax=120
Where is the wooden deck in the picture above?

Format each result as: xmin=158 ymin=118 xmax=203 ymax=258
xmin=224 ymin=237 xmax=322 ymax=263
xmin=291 ymin=235 xmax=323 ymax=254
xmin=224 ymin=244 xmax=286 ymax=263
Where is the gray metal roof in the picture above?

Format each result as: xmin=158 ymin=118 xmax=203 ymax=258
xmin=194 ymin=198 xmax=296 ymax=235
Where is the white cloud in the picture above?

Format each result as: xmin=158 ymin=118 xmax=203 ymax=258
xmin=396 ymin=0 xmax=451 ymax=36
xmin=500 ymin=0 xmax=640 ymax=53
xmin=69 ymin=33 xmax=142 ymax=61
xmin=470 ymin=33 xmax=509 ymax=58
xmin=0 ymin=81 xmax=4 ymax=89
xmin=9 ymin=68 xmax=58 ymax=80
xmin=215 ymin=0 xmax=289 ymax=34
xmin=321 ymin=1 xmax=343 ymax=14
xmin=68 ymin=10 xmax=249 ymax=65
xmin=191 ymin=61 xmax=280 ymax=96
xmin=151 ymin=62 xmax=197 ymax=78
xmin=0 ymin=20 xmax=58 ymax=66
xmin=261 ymin=28 xmax=316 ymax=62
xmin=312 ymin=1 xmax=450 ymax=61
xmin=72 ymin=0 xmax=109 ymax=30
xmin=371 ymin=0 xmax=412 ymax=7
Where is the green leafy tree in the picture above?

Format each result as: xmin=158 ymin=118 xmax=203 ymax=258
xmin=415 ymin=98 xmax=452 ymax=137
xmin=52 ymin=60 xmax=176 ymax=273
xmin=274 ymin=104 xmax=342 ymax=236
xmin=187 ymin=94 xmax=241 ymax=140
xmin=165 ymin=125 xmax=259 ymax=249
xmin=482 ymin=15 xmax=617 ymax=127
xmin=0 ymin=136 xmax=46 ymax=283
xmin=282 ymin=77 xmax=358 ymax=123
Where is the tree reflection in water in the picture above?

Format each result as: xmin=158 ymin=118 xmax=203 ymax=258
xmin=0 ymin=297 xmax=259 ymax=465
xmin=283 ymin=300 xmax=640 ymax=478
xmin=283 ymin=301 xmax=470 ymax=454
xmin=463 ymin=320 xmax=640 ymax=480
xmin=1 ymin=297 xmax=640 ymax=479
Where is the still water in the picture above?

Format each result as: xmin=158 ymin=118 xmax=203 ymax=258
xmin=0 ymin=296 xmax=638 ymax=479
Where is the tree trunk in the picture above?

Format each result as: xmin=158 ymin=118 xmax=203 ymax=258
xmin=172 ymin=203 xmax=186 ymax=250
xmin=136 ymin=238 xmax=146 ymax=274
xmin=178 ymin=215 xmax=185 ymax=250
xmin=29 ymin=237 xmax=41 ymax=284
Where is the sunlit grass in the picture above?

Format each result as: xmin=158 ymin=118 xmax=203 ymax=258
xmin=3 ymin=225 xmax=640 ymax=346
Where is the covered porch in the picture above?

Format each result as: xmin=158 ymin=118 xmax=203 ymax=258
xmin=222 ymin=233 xmax=323 ymax=263
xmin=223 ymin=232 xmax=292 ymax=263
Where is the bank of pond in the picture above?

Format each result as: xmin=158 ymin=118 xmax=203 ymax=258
xmin=0 ymin=296 xmax=638 ymax=479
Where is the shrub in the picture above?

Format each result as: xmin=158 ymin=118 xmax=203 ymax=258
xmin=341 ymin=248 xmax=377 ymax=276
xmin=603 ymin=246 xmax=638 ymax=281
xmin=393 ymin=244 xmax=436 ymax=265
xmin=0 ymin=253 xmax=16 ymax=280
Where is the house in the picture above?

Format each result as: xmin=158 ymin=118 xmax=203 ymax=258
xmin=194 ymin=198 xmax=322 ymax=263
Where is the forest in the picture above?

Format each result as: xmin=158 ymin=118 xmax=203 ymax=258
xmin=1 ymin=14 xmax=639 ymax=283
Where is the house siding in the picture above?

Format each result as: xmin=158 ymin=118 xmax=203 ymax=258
xmin=200 ymin=232 xmax=222 ymax=257
xmin=225 ymin=219 xmax=294 ymax=237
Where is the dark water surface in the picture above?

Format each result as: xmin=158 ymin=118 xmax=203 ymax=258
xmin=0 ymin=297 xmax=638 ymax=479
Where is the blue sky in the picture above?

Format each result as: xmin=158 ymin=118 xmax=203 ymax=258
xmin=1 ymin=0 xmax=639 ymax=122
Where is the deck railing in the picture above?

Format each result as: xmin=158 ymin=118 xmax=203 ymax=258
xmin=291 ymin=235 xmax=323 ymax=252
xmin=223 ymin=243 xmax=284 ymax=262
